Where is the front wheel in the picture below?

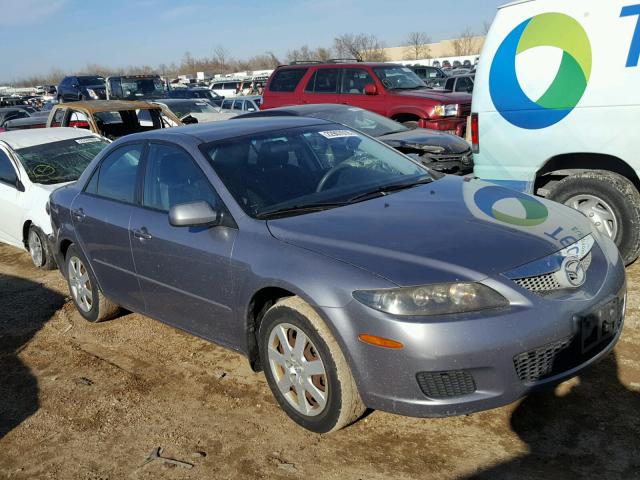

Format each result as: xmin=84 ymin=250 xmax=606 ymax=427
xmin=65 ymin=244 xmax=120 ymax=322
xmin=547 ymin=170 xmax=640 ymax=265
xmin=259 ymin=297 xmax=365 ymax=433
xmin=27 ymin=225 xmax=55 ymax=270
xmin=402 ymin=120 xmax=419 ymax=129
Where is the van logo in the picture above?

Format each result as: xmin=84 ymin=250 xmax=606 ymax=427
xmin=489 ymin=12 xmax=592 ymax=129
xmin=474 ymin=185 xmax=548 ymax=227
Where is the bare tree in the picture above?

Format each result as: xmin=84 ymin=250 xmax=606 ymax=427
xmin=286 ymin=45 xmax=334 ymax=64
xmin=213 ymin=45 xmax=229 ymax=71
xmin=404 ymin=32 xmax=431 ymax=61
xmin=333 ymin=33 xmax=387 ymax=62
xmin=451 ymin=28 xmax=479 ymax=56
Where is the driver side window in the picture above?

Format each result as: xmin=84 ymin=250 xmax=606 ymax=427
xmin=0 ymin=150 xmax=18 ymax=186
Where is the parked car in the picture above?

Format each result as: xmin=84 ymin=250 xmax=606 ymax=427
xmin=261 ymin=61 xmax=471 ymax=136
xmin=220 ymin=96 xmax=262 ymax=113
xmin=0 ymin=108 xmax=30 ymax=132
xmin=47 ymin=100 xmax=182 ymax=139
xmin=50 ymin=117 xmax=625 ymax=433
xmin=435 ymin=74 xmax=475 ymax=93
xmin=210 ymin=79 xmax=245 ymax=98
xmin=106 ymin=75 xmax=166 ymax=101
xmin=408 ymin=65 xmax=448 ymax=87
xmin=235 ymin=103 xmax=473 ymax=174
xmin=153 ymin=99 xmax=237 ymax=123
xmin=0 ymin=96 xmax=29 ymax=108
xmin=473 ymin=0 xmax=640 ymax=264
xmin=0 ymin=128 xmax=109 ymax=268
xmin=168 ymin=87 xmax=224 ymax=107
xmin=3 ymin=111 xmax=49 ymax=131
xmin=57 ymin=75 xmax=106 ymax=102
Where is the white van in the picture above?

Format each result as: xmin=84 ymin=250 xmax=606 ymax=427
xmin=472 ymin=0 xmax=640 ymax=264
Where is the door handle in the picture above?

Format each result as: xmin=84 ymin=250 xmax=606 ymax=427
xmin=71 ymin=208 xmax=85 ymax=221
xmin=133 ymin=228 xmax=153 ymax=241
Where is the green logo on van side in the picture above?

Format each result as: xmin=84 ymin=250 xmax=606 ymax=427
xmin=490 ymin=13 xmax=592 ymax=129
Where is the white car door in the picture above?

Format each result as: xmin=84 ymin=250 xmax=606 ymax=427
xmin=0 ymin=146 xmax=25 ymax=247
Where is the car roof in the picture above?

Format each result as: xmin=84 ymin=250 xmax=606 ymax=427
xmin=0 ymin=127 xmax=100 ymax=149
xmin=55 ymin=100 xmax=161 ymax=112
xmin=277 ymin=62 xmax=394 ymax=69
xmin=238 ymin=104 xmax=349 ymax=116
xmin=120 ymin=116 xmax=331 ymax=144
xmin=157 ymin=98 xmax=207 ymax=104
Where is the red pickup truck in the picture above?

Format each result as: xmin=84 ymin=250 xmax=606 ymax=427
xmin=261 ymin=61 xmax=471 ymax=136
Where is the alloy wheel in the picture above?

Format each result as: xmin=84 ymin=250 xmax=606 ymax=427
xmin=28 ymin=230 xmax=43 ymax=267
xmin=68 ymin=256 xmax=93 ymax=312
xmin=267 ymin=323 xmax=328 ymax=416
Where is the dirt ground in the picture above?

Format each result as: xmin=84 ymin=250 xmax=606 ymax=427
xmin=0 ymin=243 xmax=639 ymax=480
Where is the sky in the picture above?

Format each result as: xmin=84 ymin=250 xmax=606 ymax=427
xmin=0 ymin=0 xmax=505 ymax=83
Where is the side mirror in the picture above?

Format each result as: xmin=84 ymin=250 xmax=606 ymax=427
xmin=181 ymin=114 xmax=198 ymax=124
xmin=16 ymin=179 xmax=25 ymax=192
xmin=169 ymin=201 xmax=220 ymax=227
xmin=364 ymin=84 xmax=378 ymax=96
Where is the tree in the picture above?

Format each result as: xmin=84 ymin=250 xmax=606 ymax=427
xmin=404 ymin=32 xmax=431 ymax=61
xmin=333 ymin=33 xmax=387 ymax=62
xmin=286 ymin=45 xmax=334 ymax=64
xmin=451 ymin=28 xmax=479 ymax=56
xmin=213 ymin=45 xmax=229 ymax=71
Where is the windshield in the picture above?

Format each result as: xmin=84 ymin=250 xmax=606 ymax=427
xmin=15 ymin=137 xmax=109 ymax=184
xmin=308 ymin=107 xmax=408 ymax=137
xmin=78 ymin=76 xmax=104 ymax=86
xmin=204 ymin=124 xmax=430 ymax=218
xmin=373 ymin=66 xmax=427 ymax=90
xmin=169 ymin=101 xmax=217 ymax=117
xmin=119 ymin=78 xmax=165 ymax=99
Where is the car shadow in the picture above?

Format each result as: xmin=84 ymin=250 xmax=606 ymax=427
xmin=0 ymin=273 xmax=65 ymax=439
xmin=466 ymin=352 xmax=640 ymax=480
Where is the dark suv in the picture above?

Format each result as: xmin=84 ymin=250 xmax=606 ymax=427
xmin=57 ymin=75 xmax=106 ymax=102
xmin=261 ymin=61 xmax=471 ymax=136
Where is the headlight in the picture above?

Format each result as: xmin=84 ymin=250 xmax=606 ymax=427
xmin=87 ymin=88 xmax=98 ymax=99
xmin=353 ymin=283 xmax=508 ymax=316
xmin=433 ymin=104 xmax=459 ymax=117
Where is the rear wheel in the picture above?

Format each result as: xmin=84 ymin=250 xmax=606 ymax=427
xmin=27 ymin=225 xmax=55 ymax=270
xmin=259 ymin=296 xmax=365 ymax=433
xmin=65 ymin=244 xmax=120 ymax=322
xmin=547 ymin=170 xmax=640 ymax=265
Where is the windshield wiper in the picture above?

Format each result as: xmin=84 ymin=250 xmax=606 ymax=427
xmin=347 ymin=177 xmax=433 ymax=203
xmin=256 ymin=201 xmax=349 ymax=220
xmin=390 ymin=86 xmax=426 ymax=91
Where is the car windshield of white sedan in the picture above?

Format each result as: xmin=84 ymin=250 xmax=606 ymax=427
xmin=15 ymin=137 xmax=109 ymax=185
xmin=205 ymin=125 xmax=431 ymax=218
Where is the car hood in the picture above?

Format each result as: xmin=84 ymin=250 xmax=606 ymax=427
xmin=189 ymin=112 xmax=237 ymax=123
xmin=267 ymin=177 xmax=593 ymax=286
xmin=379 ymin=128 xmax=470 ymax=155
xmin=391 ymin=88 xmax=471 ymax=103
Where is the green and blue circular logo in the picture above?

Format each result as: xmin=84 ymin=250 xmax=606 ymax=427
xmin=489 ymin=12 xmax=592 ymax=129
xmin=474 ymin=186 xmax=548 ymax=227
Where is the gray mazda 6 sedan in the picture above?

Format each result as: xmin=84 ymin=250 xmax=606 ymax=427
xmin=49 ymin=117 xmax=627 ymax=433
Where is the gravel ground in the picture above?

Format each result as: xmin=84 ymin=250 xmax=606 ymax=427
xmin=0 ymin=243 xmax=639 ymax=480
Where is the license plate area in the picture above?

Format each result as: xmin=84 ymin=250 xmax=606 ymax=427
xmin=580 ymin=297 xmax=623 ymax=354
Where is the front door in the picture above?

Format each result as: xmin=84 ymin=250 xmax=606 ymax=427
xmin=130 ymin=142 xmax=237 ymax=343
xmin=338 ymin=68 xmax=386 ymax=115
xmin=0 ymin=148 xmax=23 ymax=247
xmin=71 ymin=142 xmax=145 ymax=311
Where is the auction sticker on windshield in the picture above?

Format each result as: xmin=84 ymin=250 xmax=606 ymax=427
xmin=319 ymin=130 xmax=358 ymax=139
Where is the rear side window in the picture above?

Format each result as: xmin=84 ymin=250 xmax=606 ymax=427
xmin=85 ymin=143 xmax=143 ymax=203
xmin=305 ymin=68 xmax=340 ymax=93
xmin=51 ymin=108 xmax=66 ymax=127
xmin=269 ymin=68 xmax=308 ymax=92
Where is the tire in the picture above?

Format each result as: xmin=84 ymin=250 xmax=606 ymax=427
xmin=64 ymin=244 xmax=120 ymax=323
xmin=402 ymin=120 xmax=419 ymax=129
xmin=27 ymin=225 xmax=55 ymax=270
xmin=259 ymin=296 xmax=365 ymax=433
xmin=547 ymin=170 xmax=640 ymax=265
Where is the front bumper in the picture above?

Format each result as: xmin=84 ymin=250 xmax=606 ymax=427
xmin=420 ymin=117 xmax=467 ymax=137
xmin=321 ymin=238 xmax=626 ymax=418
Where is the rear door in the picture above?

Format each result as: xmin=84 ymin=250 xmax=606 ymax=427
xmin=301 ymin=67 xmax=342 ymax=105
xmin=70 ymin=142 xmax=145 ymax=311
xmin=129 ymin=142 xmax=237 ymax=342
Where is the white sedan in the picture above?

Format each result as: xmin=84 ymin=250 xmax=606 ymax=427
xmin=0 ymin=128 xmax=109 ymax=268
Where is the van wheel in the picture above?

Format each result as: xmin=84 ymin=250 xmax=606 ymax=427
xmin=65 ymin=244 xmax=120 ymax=322
xmin=27 ymin=225 xmax=55 ymax=270
xmin=547 ymin=170 xmax=640 ymax=265
xmin=259 ymin=296 xmax=365 ymax=433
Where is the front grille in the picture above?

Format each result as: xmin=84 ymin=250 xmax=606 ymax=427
xmin=416 ymin=370 xmax=476 ymax=398
xmin=513 ymin=336 xmax=574 ymax=383
xmin=513 ymin=252 xmax=592 ymax=295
